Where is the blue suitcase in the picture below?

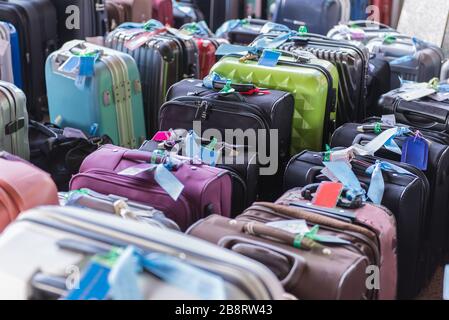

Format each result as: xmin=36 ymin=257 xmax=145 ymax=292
xmin=46 ymin=40 xmax=147 ymax=149
xmin=273 ymin=0 xmax=342 ymax=35
xmin=350 ymin=0 xmax=369 ymax=20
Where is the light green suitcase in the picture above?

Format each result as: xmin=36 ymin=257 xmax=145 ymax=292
xmin=211 ymin=54 xmax=339 ymax=153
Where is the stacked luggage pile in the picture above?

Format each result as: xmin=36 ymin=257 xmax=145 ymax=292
xmin=0 ymin=0 xmax=449 ymax=300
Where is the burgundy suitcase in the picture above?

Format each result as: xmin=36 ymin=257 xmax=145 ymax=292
xmin=187 ymin=201 xmax=381 ymax=300
xmin=275 ymin=187 xmax=398 ymax=300
xmin=152 ymin=0 xmax=174 ymax=26
xmin=371 ymin=0 xmax=392 ymax=26
xmin=70 ymin=144 xmax=233 ymax=230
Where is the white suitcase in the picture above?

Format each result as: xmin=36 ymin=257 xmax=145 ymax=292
xmin=0 ymin=22 xmax=14 ymax=83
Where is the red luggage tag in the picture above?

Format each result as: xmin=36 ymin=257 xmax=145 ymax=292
xmin=401 ymin=131 xmax=429 ymax=170
xmin=312 ymin=182 xmax=344 ymax=209
xmin=152 ymin=131 xmax=172 ymax=142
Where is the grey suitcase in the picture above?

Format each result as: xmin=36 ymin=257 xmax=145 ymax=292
xmin=105 ymin=25 xmax=199 ymax=135
xmin=366 ymin=35 xmax=444 ymax=82
xmin=0 ymin=206 xmax=288 ymax=300
xmin=327 ymin=20 xmax=400 ymax=44
xmin=60 ymin=188 xmax=181 ymax=231
xmin=0 ymin=81 xmax=29 ymax=160
xmin=0 ymin=22 xmax=14 ymax=83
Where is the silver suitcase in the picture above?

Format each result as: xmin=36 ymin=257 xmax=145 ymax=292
xmin=327 ymin=20 xmax=400 ymax=44
xmin=0 ymin=22 xmax=14 ymax=83
xmin=0 ymin=206 xmax=288 ymax=300
xmin=0 ymin=81 xmax=29 ymax=160
xmin=367 ymin=34 xmax=444 ymax=82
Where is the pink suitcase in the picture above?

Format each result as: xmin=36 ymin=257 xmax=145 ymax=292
xmin=70 ymin=145 xmax=233 ymax=230
xmin=276 ymin=187 xmax=398 ymax=300
xmin=152 ymin=0 xmax=174 ymax=26
xmin=0 ymin=152 xmax=58 ymax=231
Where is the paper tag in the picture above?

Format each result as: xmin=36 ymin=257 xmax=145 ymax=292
xmin=266 ymin=220 xmax=310 ymax=235
xmin=399 ymin=87 xmax=436 ymax=101
xmin=381 ymin=114 xmax=396 ymax=126
xmin=353 ymin=128 xmax=399 ymax=156
xmin=320 ymin=167 xmax=340 ymax=182
xmin=59 ymin=56 xmax=80 ymax=73
xmin=125 ymin=32 xmax=153 ymax=51
xmin=65 ymin=261 xmax=111 ymax=300
xmin=429 ymin=92 xmax=449 ymax=102
xmin=154 ymin=164 xmax=184 ymax=201
xmin=63 ymin=127 xmax=88 ymax=139
xmin=118 ymin=163 xmax=156 ymax=176
xmin=200 ymin=147 xmax=219 ymax=167
xmin=367 ymin=162 xmax=385 ymax=204
xmin=312 ymin=182 xmax=343 ymax=208
xmin=401 ymin=136 xmax=429 ymax=170
xmin=322 ymin=161 xmax=363 ymax=194
xmin=258 ymin=50 xmax=281 ymax=67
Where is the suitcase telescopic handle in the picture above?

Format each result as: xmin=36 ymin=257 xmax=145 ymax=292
xmin=217 ymin=235 xmax=306 ymax=291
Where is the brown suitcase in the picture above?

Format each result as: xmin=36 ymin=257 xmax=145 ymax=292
xmin=187 ymin=201 xmax=381 ymax=300
xmin=107 ymin=0 xmax=152 ymax=27
xmin=106 ymin=1 xmax=132 ymax=30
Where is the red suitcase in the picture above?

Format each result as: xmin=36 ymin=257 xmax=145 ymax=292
xmin=152 ymin=0 xmax=174 ymax=26
xmin=371 ymin=0 xmax=391 ymax=26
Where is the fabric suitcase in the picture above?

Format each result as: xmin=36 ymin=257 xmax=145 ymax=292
xmin=152 ymin=0 xmax=174 ymax=26
xmin=379 ymin=87 xmax=449 ymax=133
xmin=366 ymin=35 xmax=444 ymax=82
xmin=29 ymin=120 xmax=112 ymax=191
xmin=173 ymin=1 xmax=205 ymax=28
xmin=105 ymin=22 xmax=199 ymax=135
xmin=70 ymin=144 xmax=233 ymax=231
xmin=0 ymin=0 xmax=58 ymax=120
xmin=0 ymin=206 xmax=287 ymax=300
xmin=350 ymin=0 xmax=369 ymax=20
xmin=211 ymin=51 xmax=339 ymax=154
xmin=109 ymin=0 xmax=152 ymax=24
xmin=46 ymin=40 xmax=147 ymax=149
xmin=271 ymin=32 xmax=369 ymax=124
xmin=372 ymin=0 xmax=392 ymax=26
xmin=283 ymin=150 xmax=430 ymax=299
xmin=275 ymin=187 xmax=397 ymax=300
xmin=273 ymin=0 xmax=342 ymax=35
xmin=0 ymin=22 xmax=14 ymax=83
xmin=331 ymin=121 xmax=449 ymax=274
xmin=215 ymin=18 xmax=277 ymax=45
xmin=50 ymin=0 xmax=108 ymax=45
xmin=195 ymin=0 xmax=244 ymax=32
xmin=0 ymin=152 xmax=58 ymax=232
xmin=61 ymin=188 xmax=180 ymax=231
xmin=1 ymin=22 xmax=22 ymax=88
xmin=0 ymin=81 xmax=28 ymax=160
xmin=187 ymin=206 xmax=375 ymax=300
xmin=327 ymin=20 xmax=399 ymax=44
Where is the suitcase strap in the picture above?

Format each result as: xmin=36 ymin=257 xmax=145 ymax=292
xmin=101 ymin=54 xmax=136 ymax=148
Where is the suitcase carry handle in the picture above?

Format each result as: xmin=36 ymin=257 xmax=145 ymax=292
xmin=122 ymin=149 xmax=184 ymax=170
xmin=349 ymin=20 xmax=395 ymax=30
xmin=204 ymin=91 xmax=246 ymax=103
xmin=217 ymin=235 xmax=306 ymax=291
xmin=398 ymin=110 xmax=442 ymax=131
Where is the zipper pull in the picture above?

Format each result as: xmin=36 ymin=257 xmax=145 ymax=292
xmin=194 ymin=101 xmax=210 ymax=121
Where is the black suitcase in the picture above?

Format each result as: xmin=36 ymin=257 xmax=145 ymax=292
xmin=173 ymin=0 xmax=204 ymax=28
xmin=195 ymin=0 xmax=244 ymax=32
xmin=331 ymin=121 xmax=449 ymax=280
xmin=220 ymin=18 xmax=270 ymax=45
xmin=283 ymin=150 xmax=430 ymax=299
xmin=269 ymin=32 xmax=369 ymax=124
xmin=49 ymin=0 xmax=109 ymax=45
xmin=0 ymin=0 xmax=58 ymax=120
xmin=379 ymin=88 xmax=449 ymax=134
xmin=163 ymin=79 xmax=295 ymax=201
xmin=105 ymin=26 xmax=199 ymax=136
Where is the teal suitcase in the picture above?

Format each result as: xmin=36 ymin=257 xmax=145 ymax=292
xmin=46 ymin=40 xmax=146 ymax=148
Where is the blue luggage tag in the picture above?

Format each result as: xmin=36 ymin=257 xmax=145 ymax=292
xmin=366 ymin=161 xmax=384 ymax=205
xmin=258 ymin=49 xmax=281 ymax=67
xmin=401 ymin=133 xmax=429 ymax=170
xmin=322 ymin=161 xmax=365 ymax=201
xmin=60 ymin=56 xmax=80 ymax=73
xmin=78 ymin=55 xmax=96 ymax=77
xmin=65 ymin=261 xmax=111 ymax=300
xmin=154 ymin=162 xmax=184 ymax=201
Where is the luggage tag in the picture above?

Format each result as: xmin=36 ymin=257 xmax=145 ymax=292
xmin=291 ymin=225 xmax=351 ymax=248
xmin=312 ymin=182 xmax=344 ymax=209
xmin=124 ymin=32 xmax=154 ymax=51
xmin=381 ymin=114 xmax=396 ymax=127
xmin=185 ymin=131 xmax=219 ymax=166
xmin=322 ymin=161 xmax=365 ymax=201
xmin=141 ymin=253 xmax=226 ymax=300
xmin=398 ymin=82 xmax=436 ymax=101
xmin=152 ymin=131 xmax=172 ymax=142
xmin=401 ymin=132 xmax=429 ymax=170
xmin=62 ymin=127 xmax=88 ymax=139
xmin=258 ymin=49 xmax=281 ymax=67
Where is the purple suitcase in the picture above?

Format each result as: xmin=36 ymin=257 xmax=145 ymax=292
xmin=70 ymin=144 xmax=233 ymax=230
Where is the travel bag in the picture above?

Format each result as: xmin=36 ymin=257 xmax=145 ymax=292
xmin=327 ymin=20 xmax=399 ymax=44
xmin=173 ymin=0 xmax=205 ymax=28
xmin=70 ymin=144 xmax=233 ymax=231
xmin=371 ymin=0 xmax=392 ymax=26
xmin=0 ymin=80 xmax=29 ymax=160
xmin=107 ymin=0 xmax=152 ymax=25
xmin=46 ymin=40 xmax=147 ymax=149
xmin=105 ymin=21 xmax=199 ymax=135
xmin=0 ymin=22 xmax=14 ymax=83
xmin=275 ymin=187 xmax=397 ymax=300
xmin=273 ymin=0 xmax=342 ymax=35
xmin=152 ymin=0 xmax=174 ymax=26
xmin=195 ymin=0 xmax=244 ymax=32
xmin=0 ymin=206 xmax=288 ymax=300
xmin=29 ymin=120 xmax=112 ymax=191
xmin=61 ymin=188 xmax=180 ymax=231
xmin=211 ymin=48 xmax=339 ymax=153
xmin=0 ymin=0 xmax=58 ymax=120
xmin=366 ymin=35 xmax=444 ymax=82
xmin=331 ymin=120 xmax=449 ymax=274
xmin=49 ymin=0 xmax=109 ymax=45
xmin=215 ymin=18 xmax=279 ymax=45
xmin=187 ymin=203 xmax=378 ymax=300
xmin=269 ymin=32 xmax=369 ymax=124
xmin=0 ymin=152 xmax=58 ymax=232
xmin=379 ymin=86 xmax=449 ymax=133
xmin=283 ymin=150 xmax=430 ymax=299
xmin=350 ymin=0 xmax=369 ymax=20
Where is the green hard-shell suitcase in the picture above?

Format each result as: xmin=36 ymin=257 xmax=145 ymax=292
xmin=211 ymin=53 xmax=338 ymax=153
xmin=46 ymin=40 xmax=147 ymax=149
